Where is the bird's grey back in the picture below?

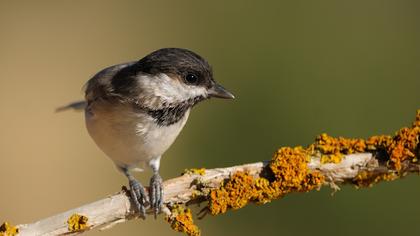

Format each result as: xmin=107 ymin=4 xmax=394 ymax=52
xmin=85 ymin=62 xmax=137 ymax=103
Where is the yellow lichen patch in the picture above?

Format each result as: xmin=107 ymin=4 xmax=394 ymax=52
xmin=166 ymin=205 xmax=200 ymax=236
xmin=311 ymin=110 xmax=420 ymax=172
xmin=365 ymin=135 xmax=393 ymax=151
xmin=320 ymin=154 xmax=343 ymax=164
xmin=209 ymin=147 xmax=324 ymax=215
xmin=208 ymin=186 xmax=230 ymax=215
xmin=182 ymin=168 xmax=206 ymax=176
xmin=253 ymin=177 xmax=278 ymax=204
xmin=67 ymin=213 xmax=89 ymax=232
xmin=383 ymin=111 xmax=420 ymax=171
xmin=208 ymin=172 xmax=256 ymax=215
xmin=206 ymin=109 xmax=420 ymax=215
xmin=387 ymin=126 xmax=420 ymax=170
xmin=270 ymin=147 xmax=324 ymax=193
xmin=0 ymin=222 xmax=18 ymax=236
xmin=311 ymin=133 xmax=366 ymax=163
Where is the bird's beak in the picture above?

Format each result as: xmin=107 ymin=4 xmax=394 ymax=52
xmin=208 ymin=83 xmax=235 ymax=99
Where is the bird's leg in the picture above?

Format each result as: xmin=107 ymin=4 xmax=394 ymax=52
xmin=149 ymin=165 xmax=163 ymax=218
xmin=122 ymin=167 xmax=147 ymax=219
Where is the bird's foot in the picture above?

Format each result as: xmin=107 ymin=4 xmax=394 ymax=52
xmin=149 ymin=173 xmax=163 ymax=218
xmin=128 ymin=178 xmax=147 ymax=219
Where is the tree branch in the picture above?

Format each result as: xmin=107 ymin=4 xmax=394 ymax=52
xmin=16 ymin=161 xmax=267 ymax=236
xmin=9 ymin=152 xmax=419 ymax=236
xmin=2 ymin=109 xmax=420 ymax=236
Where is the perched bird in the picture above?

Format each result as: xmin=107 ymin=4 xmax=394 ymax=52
xmin=61 ymin=48 xmax=234 ymax=218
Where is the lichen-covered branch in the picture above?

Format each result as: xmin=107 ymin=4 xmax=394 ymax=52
xmin=2 ymin=110 xmax=420 ymax=236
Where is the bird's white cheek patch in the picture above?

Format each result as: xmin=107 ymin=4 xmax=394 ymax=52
xmin=137 ymin=74 xmax=207 ymax=106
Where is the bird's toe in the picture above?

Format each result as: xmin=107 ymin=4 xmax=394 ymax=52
xmin=128 ymin=179 xmax=147 ymax=219
xmin=149 ymin=173 xmax=163 ymax=218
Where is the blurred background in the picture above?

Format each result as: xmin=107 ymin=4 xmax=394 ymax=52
xmin=1 ymin=0 xmax=420 ymax=235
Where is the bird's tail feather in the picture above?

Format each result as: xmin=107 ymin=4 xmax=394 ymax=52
xmin=56 ymin=101 xmax=86 ymax=112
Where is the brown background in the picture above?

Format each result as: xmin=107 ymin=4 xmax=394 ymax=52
xmin=1 ymin=1 xmax=420 ymax=235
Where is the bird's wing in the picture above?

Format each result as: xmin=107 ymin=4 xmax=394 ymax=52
xmin=57 ymin=61 xmax=137 ymax=113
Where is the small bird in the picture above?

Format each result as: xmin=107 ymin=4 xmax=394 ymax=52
xmin=63 ymin=48 xmax=234 ymax=218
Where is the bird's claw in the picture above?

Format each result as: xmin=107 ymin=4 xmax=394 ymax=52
xmin=149 ymin=173 xmax=163 ymax=218
xmin=128 ymin=179 xmax=147 ymax=219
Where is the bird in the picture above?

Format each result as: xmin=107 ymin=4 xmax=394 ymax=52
xmin=59 ymin=48 xmax=235 ymax=219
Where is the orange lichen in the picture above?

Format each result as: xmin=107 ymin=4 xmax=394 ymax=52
xmin=375 ymin=112 xmax=420 ymax=171
xmin=0 ymin=222 xmax=18 ymax=236
xmin=387 ymin=126 xmax=420 ymax=170
xmin=166 ymin=205 xmax=200 ymax=236
xmin=310 ymin=133 xmax=366 ymax=163
xmin=209 ymin=172 xmax=256 ymax=215
xmin=320 ymin=154 xmax=343 ymax=164
xmin=67 ymin=213 xmax=89 ymax=232
xmin=207 ymin=110 xmax=420 ymax=215
xmin=209 ymin=147 xmax=324 ymax=215
xmin=253 ymin=177 xmax=278 ymax=204
xmin=270 ymin=147 xmax=324 ymax=193
xmin=365 ymin=135 xmax=393 ymax=151
xmin=311 ymin=110 xmax=420 ymax=172
xmin=182 ymin=168 xmax=206 ymax=176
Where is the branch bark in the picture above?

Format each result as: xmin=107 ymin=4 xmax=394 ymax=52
xmin=5 ymin=109 xmax=420 ymax=235
xmin=14 ymin=152 xmax=419 ymax=236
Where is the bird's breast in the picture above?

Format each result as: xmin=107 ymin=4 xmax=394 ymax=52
xmin=85 ymin=102 xmax=190 ymax=168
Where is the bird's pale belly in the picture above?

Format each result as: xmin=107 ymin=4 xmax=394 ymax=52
xmin=85 ymin=106 xmax=190 ymax=170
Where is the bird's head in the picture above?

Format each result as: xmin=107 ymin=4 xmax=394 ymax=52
xmin=110 ymin=48 xmax=235 ymax=109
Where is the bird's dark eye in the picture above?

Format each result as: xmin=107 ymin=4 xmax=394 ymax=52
xmin=185 ymin=74 xmax=199 ymax=85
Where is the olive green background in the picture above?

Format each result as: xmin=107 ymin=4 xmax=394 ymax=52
xmin=1 ymin=1 xmax=420 ymax=235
